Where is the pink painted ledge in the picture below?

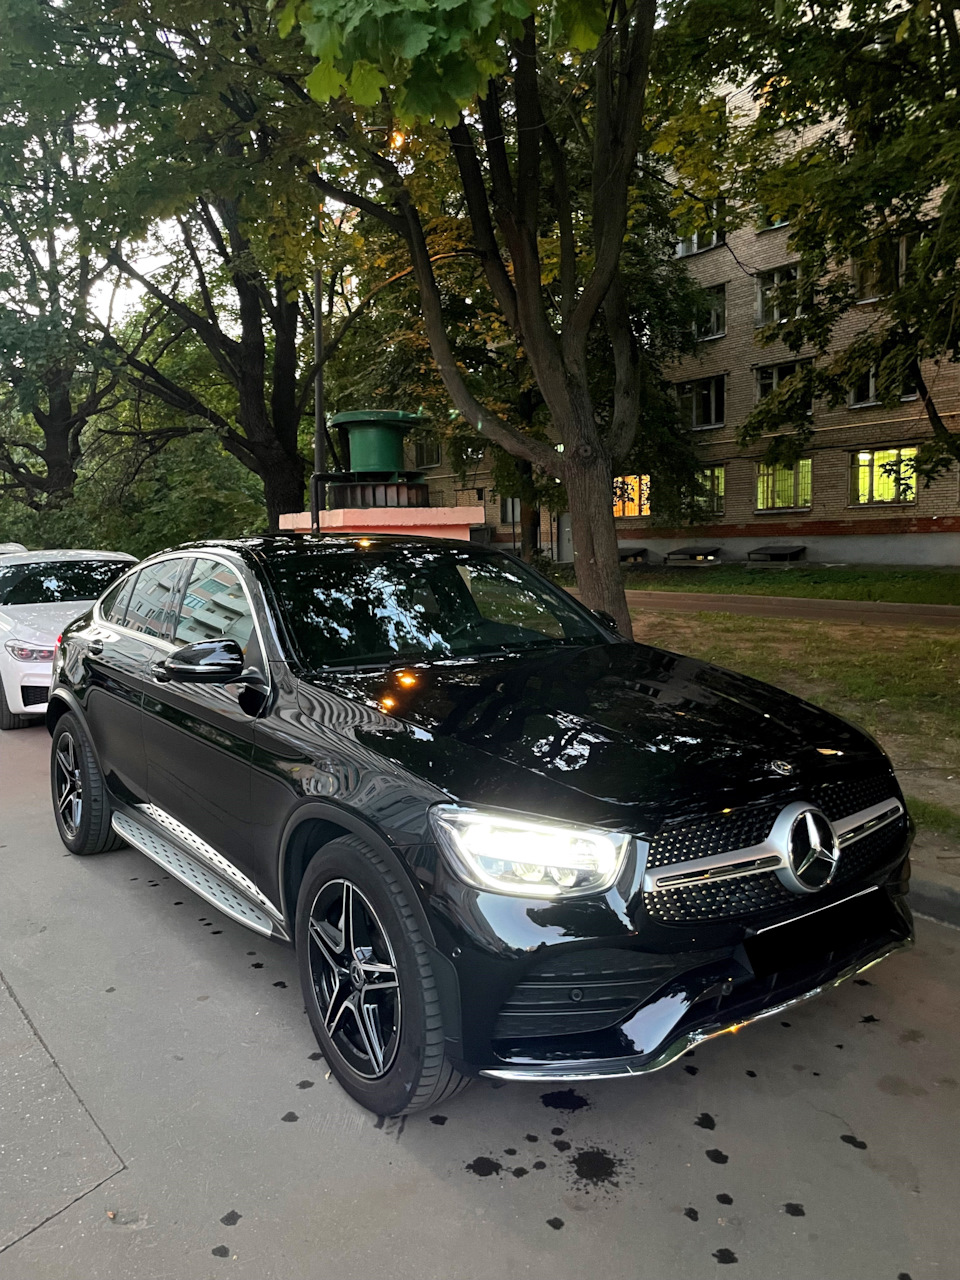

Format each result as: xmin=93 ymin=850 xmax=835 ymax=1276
xmin=279 ymin=506 xmax=485 ymax=542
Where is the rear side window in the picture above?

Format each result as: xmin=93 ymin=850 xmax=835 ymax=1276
xmin=125 ymin=560 xmax=182 ymax=639
xmin=174 ymin=559 xmax=255 ymax=652
xmin=99 ymin=573 xmax=135 ymax=625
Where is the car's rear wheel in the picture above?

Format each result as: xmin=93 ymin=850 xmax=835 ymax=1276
xmin=296 ymin=836 xmax=469 ymax=1116
xmin=50 ymin=713 xmax=124 ymax=855
xmin=0 ymin=677 xmax=31 ymax=730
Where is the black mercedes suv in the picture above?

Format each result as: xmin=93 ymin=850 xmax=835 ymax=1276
xmin=47 ymin=536 xmax=913 ymax=1114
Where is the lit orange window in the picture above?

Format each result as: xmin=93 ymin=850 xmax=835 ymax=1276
xmin=613 ymin=475 xmax=651 ymax=518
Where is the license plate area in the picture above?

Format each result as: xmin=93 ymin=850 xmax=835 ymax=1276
xmin=744 ymin=889 xmax=902 ymax=980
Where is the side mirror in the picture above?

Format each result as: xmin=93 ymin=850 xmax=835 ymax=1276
xmin=154 ymin=638 xmax=245 ymax=684
xmin=592 ymin=609 xmax=621 ymax=634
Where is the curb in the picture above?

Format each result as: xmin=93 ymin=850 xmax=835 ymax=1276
xmin=910 ymin=874 xmax=960 ymax=929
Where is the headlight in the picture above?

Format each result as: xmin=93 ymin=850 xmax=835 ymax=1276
xmin=4 ymin=640 xmax=56 ymax=662
xmin=430 ymin=805 xmax=631 ymax=898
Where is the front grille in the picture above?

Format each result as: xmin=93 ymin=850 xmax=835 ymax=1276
xmin=835 ymin=817 xmax=909 ymax=885
xmin=643 ymin=770 xmax=903 ymax=926
xmin=814 ymin=774 xmax=898 ymax=822
xmin=20 ymin=685 xmax=48 ymax=707
xmin=643 ymin=872 xmax=795 ymax=925
xmin=493 ymin=949 xmax=675 ymax=1040
xmin=646 ymin=804 xmax=780 ymax=869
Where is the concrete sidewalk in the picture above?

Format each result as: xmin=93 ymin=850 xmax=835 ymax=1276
xmin=625 ymin=589 xmax=960 ymax=627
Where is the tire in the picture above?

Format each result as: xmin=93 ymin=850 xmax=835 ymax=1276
xmin=0 ymin=677 xmax=30 ymax=730
xmin=296 ymin=835 xmax=469 ymax=1116
xmin=50 ymin=712 xmax=124 ymax=855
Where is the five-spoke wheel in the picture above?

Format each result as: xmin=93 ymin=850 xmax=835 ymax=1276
xmin=49 ymin=712 xmax=123 ymax=855
xmin=307 ymin=879 xmax=401 ymax=1080
xmin=53 ymin=730 xmax=83 ymax=838
xmin=296 ymin=835 xmax=469 ymax=1115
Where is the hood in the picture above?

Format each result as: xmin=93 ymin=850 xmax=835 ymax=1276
xmin=300 ymin=642 xmax=888 ymax=835
xmin=0 ymin=601 xmax=94 ymax=647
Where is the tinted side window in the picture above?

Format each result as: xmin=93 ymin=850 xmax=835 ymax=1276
xmin=125 ymin=560 xmax=181 ymax=639
xmin=100 ymin=573 xmax=135 ymax=625
xmin=174 ymin=559 xmax=255 ymax=652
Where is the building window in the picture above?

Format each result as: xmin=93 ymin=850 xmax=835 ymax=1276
xmin=695 ymin=465 xmax=725 ymax=515
xmin=760 ymin=210 xmax=789 ymax=230
xmin=676 ymin=205 xmax=726 ymax=257
xmin=756 ymin=264 xmax=799 ymax=325
xmin=613 ymin=475 xmax=651 ymax=518
xmin=757 ymin=360 xmax=813 ymax=411
xmin=696 ymin=284 xmax=726 ymax=340
xmin=677 ymin=376 xmax=725 ymax=429
xmin=757 ymin=458 xmax=812 ymax=510
xmin=850 ymin=447 xmax=917 ymax=505
xmin=414 ymin=437 xmax=442 ymax=469
xmin=500 ymin=496 xmax=521 ymax=523
xmin=849 ymin=366 xmax=917 ymax=407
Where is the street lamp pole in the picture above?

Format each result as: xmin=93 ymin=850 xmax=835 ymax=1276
xmin=311 ymin=266 xmax=326 ymax=532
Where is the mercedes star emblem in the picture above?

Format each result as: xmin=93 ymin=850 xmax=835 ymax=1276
xmin=783 ymin=807 xmax=840 ymax=893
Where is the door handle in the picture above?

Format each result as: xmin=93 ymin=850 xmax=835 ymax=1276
xmin=88 ymin=639 xmax=103 ymax=656
xmin=151 ymin=661 xmax=171 ymax=683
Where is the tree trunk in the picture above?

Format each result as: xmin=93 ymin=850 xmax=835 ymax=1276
xmin=564 ymin=458 xmax=631 ymax=638
xmin=260 ymin=453 xmax=306 ymax=533
xmin=519 ymin=499 xmax=540 ymax=561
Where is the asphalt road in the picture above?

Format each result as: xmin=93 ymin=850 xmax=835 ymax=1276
xmin=1 ymin=725 xmax=958 ymax=1280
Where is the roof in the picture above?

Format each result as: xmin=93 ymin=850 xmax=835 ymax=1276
xmin=0 ymin=549 xmax=137 ymax=567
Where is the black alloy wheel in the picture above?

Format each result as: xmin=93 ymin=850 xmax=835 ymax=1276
xmin=308 ymin=878 xmax=401 ymax=1079
xmin=53 ymin=728 xmax=83 ymax=838
xmin=296 ymin=836 xmax=469 ymax=1115
xmin=49 ymin=713 xmax=124 ymax=855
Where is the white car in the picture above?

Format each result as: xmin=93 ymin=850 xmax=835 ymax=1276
xmin=0 ymin=549 xmax=136 ymax=729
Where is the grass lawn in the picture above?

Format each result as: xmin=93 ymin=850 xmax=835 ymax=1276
xmin=628 ymin=608 xmax=960 ymax=839
xmin=620 ymin=563 xmax=960 ymax=605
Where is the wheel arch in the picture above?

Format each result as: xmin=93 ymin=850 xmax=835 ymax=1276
xmin=278 ymin=803 xmax=436 ymax=944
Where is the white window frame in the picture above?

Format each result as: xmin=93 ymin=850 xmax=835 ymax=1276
xmin=677 ymin=375 xmax=725 ymax=430
xmin=676 ymin=204 xmax=726 ymax=258
xmin=756 ymin=360 xmax=813 ymax=412
xmin=695 ymin=465 xmax=725 ymax=515
xmin=756 ymin=458 xmax=812 ymax=512
xmin=756 ymin=264 xmax=800 ymax=326
xmin=696 ymin=284 xmax=726 ymax=340
xmin=849 ymin=447 xmax=918 ymax=506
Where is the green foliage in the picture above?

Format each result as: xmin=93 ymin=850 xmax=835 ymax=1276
xmin=280 ymin=0 xmax=615 ymax=125
xmin=0 ymin=433 xmax=264 ymax=558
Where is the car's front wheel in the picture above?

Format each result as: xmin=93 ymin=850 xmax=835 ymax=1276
xmin=50 ymin=713 xmax=124 ymax=855
xmin=296 ymin=836 xmax=469 ymax=1116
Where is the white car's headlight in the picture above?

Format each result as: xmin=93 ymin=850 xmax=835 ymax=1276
xmin=4 ymin=640 xmax=56 ymax=662
xmin=430 ymin=805 xmax=631 ymax=898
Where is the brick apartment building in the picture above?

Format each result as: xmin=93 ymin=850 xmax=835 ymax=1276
xmin=411 ymin=212 xmax=960 ymax=567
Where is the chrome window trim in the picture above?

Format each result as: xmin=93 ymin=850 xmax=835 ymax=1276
xmin=643 ymin=796 xmax=904 ymax=893
xmin=93 ymin=550 xmax=274 ymax=688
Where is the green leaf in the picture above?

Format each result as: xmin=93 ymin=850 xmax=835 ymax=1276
xmin=347 ymin=60 xmax=389 ymax=106
xmin=305 ymin=60 xmax=346 ymax=102
xmin=276 ymin=2 xmax=299 ymax=39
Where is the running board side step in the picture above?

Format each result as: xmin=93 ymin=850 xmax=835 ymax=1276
xmin=111 ymin=811 xmax=288 ymax=940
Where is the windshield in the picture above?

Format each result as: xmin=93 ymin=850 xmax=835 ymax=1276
xmin=0 ymin=560 xmax=128 ymax=607
xmin=265 ymin=542 xmax=610 ymax=669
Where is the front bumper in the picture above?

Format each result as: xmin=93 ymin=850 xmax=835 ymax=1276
xmin=480 ymin=900 xmax=911 ymax=1079
xmin=448 ymin=881 xmax=913 ymax=1081
xmin=0 ymin=658 xmax=52 ymax=715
